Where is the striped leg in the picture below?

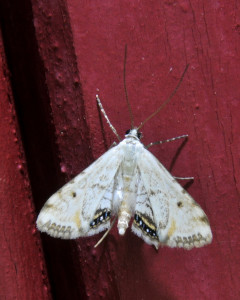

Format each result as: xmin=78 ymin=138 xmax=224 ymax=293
xmin=96 ymin=95 xmax=121 ymax=141
xmin=146 ymin=135 xmax=194 ymax=180
xmin=146 ymin=134 xmax=188 ymax=149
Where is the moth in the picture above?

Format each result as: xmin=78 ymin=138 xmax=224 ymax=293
xmin=37 ymin=49 xmax=212 ymax=250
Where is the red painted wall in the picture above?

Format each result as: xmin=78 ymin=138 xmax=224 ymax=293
xmin=1 ymin=0 xmax=240 ymax=299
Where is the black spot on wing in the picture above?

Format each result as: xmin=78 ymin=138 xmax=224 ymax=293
xmin=90 ymin=209 xmax=111 ymax=228
xmin=134 ymin=212 xmax=159 ymax=240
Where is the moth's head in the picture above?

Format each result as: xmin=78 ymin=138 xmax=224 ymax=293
xmin=125 ymin=128 xmax=142 ymax=140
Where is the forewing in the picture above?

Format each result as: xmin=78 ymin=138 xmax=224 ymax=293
xmin=137 ymin=148 xmax=212 ymax=249
xmin=37 ymin=145 xmax=124 ymax=239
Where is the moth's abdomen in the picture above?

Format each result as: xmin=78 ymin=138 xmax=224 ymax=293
xmin=117 ymin=201 xmax=131 ymax=235
xmin=116 ymin=143 xmax=138 ymax=235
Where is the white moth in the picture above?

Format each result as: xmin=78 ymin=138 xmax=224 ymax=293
xmin=37 ymin=58 xmax=212 ymax=250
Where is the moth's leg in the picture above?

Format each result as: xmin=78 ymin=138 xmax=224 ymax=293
xmin=96 ymin=95 xmax=121 ymax=141
xmin=146 ymin=135 xmax=194 ymax=180
xmin=174 ymin=176 xmax=194 ymax=180
xmin=145 ymin=134 xmax=188 ymax=149
xmin=109 ymin=141 xmax=117 ymax=149
xmin=94 ymin=216 xmax=117 ymax=248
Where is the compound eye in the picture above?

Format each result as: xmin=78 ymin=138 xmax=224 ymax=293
xmin=137 ymin=132 xmax=142 ymax=139
xmin=125 ymin=129 xmax=130 ymax=135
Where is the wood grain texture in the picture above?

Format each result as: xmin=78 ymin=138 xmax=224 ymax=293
xmin=1 ymin=0 xmax=239 ymax=299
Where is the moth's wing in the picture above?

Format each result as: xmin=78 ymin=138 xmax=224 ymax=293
xmin=136 ymin=148 xmax=212 ymax=249
xmin=131 ymin=170 xmax=160 ymax=249
xmin=36 ymin=145 xmax=124 ymax=239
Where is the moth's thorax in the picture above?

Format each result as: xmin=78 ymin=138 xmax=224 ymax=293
xmin=119 ymin=136 xmax=143 ymax=175
xmin=120 ymin=134 xmax=143 ymax=149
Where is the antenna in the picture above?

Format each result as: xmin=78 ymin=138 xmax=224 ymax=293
xmin=124 ymin=45 xmax=134 ymax=129
xmin=137 ymin=64 xmax=189 ymax=130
